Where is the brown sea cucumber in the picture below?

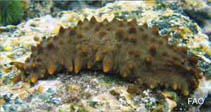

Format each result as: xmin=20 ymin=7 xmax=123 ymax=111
xmin=13 ymin=17 xmax=202 ymax=96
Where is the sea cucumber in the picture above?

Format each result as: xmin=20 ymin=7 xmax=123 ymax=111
xmin=13 ymin=17 xmax=202 ymax=96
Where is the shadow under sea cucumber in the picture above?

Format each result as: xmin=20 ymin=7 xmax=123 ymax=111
xmin=12 ymin=16 xmax=202 ymax=96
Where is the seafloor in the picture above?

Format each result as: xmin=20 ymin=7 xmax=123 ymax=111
xmin=0 ymin=0 xmax=211 ymax=112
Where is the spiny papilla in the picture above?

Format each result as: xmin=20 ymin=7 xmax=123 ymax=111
xmin=13 ymin=16 xmax=202 ymax=96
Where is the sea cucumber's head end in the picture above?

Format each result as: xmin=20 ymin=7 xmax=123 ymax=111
xmin=12 ymin=75 xmax=21 ymax=83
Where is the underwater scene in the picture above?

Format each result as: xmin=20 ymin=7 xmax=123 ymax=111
xmin=0 ymin=0 xmax=211 ymax=112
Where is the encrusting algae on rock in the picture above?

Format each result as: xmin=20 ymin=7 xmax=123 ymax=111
xmin=12 ymin=16 xmax=202 ymax=96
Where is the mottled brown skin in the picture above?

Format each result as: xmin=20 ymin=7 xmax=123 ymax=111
xmin=13 ymin=17 xmax=202 ymax=96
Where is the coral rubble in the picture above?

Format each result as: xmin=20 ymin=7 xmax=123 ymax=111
xmin=13 ymin=16 xmax=202 ymax=96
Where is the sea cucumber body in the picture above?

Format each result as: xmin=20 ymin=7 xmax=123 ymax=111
xmin=14 ymin=17 xmax=201 ymax=96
